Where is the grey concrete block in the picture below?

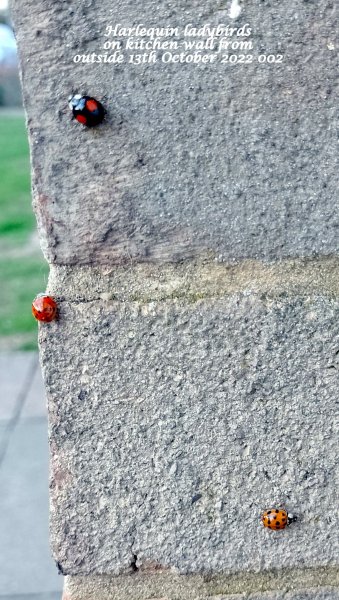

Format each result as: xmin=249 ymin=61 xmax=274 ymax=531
xmin=41 ymin=293 xmax=339 ymax=576
xmin=11 ymin=0 xmax=338 ymax=265
xmin=0 ymin=420 xmax=63 ymax=595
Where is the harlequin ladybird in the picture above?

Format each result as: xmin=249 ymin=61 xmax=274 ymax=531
xmin=68 ymin=94 xmax=105 ymax=127
xmin=261 ymin=508 xmax=296 ymax=530
xmin=32 ymin=294 xmax=57 ymax=322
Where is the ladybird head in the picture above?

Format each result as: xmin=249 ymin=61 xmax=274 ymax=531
xmin=68 ymin=93 xmax=86 ymax=111
xmin=287 ymin=513 xmax=298 ymax=525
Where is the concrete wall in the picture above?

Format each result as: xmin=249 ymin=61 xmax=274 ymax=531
xmin=11 ymin=0 xmax=338 ymax=597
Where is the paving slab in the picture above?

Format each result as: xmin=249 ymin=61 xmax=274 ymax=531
xmin=0 ymin=419 xmax=63 ymax=596
xmin=0 ymin=423 xmax=8 ymax=449
xmin=0 ymin=353 xmax=37 ymax=422
xmin=0 ymin=595 xmax=61 ymax=600
xmin=20 ymin=362 xmax=47 ymax=419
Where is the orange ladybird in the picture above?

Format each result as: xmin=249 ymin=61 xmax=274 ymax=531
xmin=261 ymin=508 xmax=295 ymax=530
xmin=32 ymin=294 xmax=57 ymax=323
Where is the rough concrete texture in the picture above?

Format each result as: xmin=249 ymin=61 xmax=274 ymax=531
xmin=40 ymin=292 xmax=339 ymax=576
xmin=11 ymin=0 xmax=339 ymax=594
xmin=11 ymin=0 xmax=338 ymax=265
xmin=63 ymin=569 xmax=339 ymax=600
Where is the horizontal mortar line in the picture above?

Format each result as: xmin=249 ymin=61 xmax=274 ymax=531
xmin=47 ymin=290 xmax=339 ymax=305
xmin=212 ymin=587 xmax=339 ymax=599
xmin=66 ymin=567 xmax=339 ymax=600
xmin=65 ymin=565 xmax=339 ymax=596
xmin=215 ymin=587 xmax=339 ymax=599
xmin=47 ymin=256 xmax=339 ymax=304
xmin=204 ymin=570 xmax=339 ymax=595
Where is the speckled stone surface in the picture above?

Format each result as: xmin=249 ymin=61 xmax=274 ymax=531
xmin=10 ymin=0 xmax=339 ymax=590
xmin=41 ymin=292 xmax=338 ymax=575
xmin=11 ymin=0 xmax=338 ymax=265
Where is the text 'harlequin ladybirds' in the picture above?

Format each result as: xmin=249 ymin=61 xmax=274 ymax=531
xmin=32 ymin=294 xmax=58 ymax=323
xmin=68 ymin=94 xmax=105 ymax=127
xmin=261 ymin=508 xmax=297 ymax=530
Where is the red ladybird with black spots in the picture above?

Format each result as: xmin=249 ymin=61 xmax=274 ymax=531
xmin=68 ymin=94 xmax=105 ymax=127
xmin=261 ymin=508 xmax=297 ymax=530
xmin=32 ymin=294 xmax=58 ymax=323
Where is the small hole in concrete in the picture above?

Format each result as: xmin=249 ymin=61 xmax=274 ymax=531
xmin=131 ymin=554 xmax=138 ymax=572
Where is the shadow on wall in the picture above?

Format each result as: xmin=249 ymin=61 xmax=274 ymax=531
xmin=0 ymin=11 xmax=22 ymax=107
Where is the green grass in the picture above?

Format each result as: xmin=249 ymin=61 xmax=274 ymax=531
xmin=0 ymin=116 xmax=35 ymax=247
xmin=0 ymin=257 xmax=48 ymax=336
xmin=0 ymin=114 xmax=48 ymax=350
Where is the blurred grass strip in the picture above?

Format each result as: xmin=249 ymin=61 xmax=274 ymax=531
xmin=0 ymin=114 xmax=48 ymax=350
xmin=0 ymin=116 xmax=34 ymax=247
xmin=0 ymin=257 xmax=48 ymax=336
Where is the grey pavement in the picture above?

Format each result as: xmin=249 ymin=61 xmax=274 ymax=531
xmin=0 ymin=353 xmax=63 ymax=599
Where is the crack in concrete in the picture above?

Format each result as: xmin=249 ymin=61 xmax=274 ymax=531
xmin=130 ymin=554 xmax=139 ymax=573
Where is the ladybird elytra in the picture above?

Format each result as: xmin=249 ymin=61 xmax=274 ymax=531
xmin=68 ymin=94 xmax=105 ymax=127
xmin=32 ymin=294 xmax=57 ymax=323
xmin=261 ymin=508 xmax=290 ymax=530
